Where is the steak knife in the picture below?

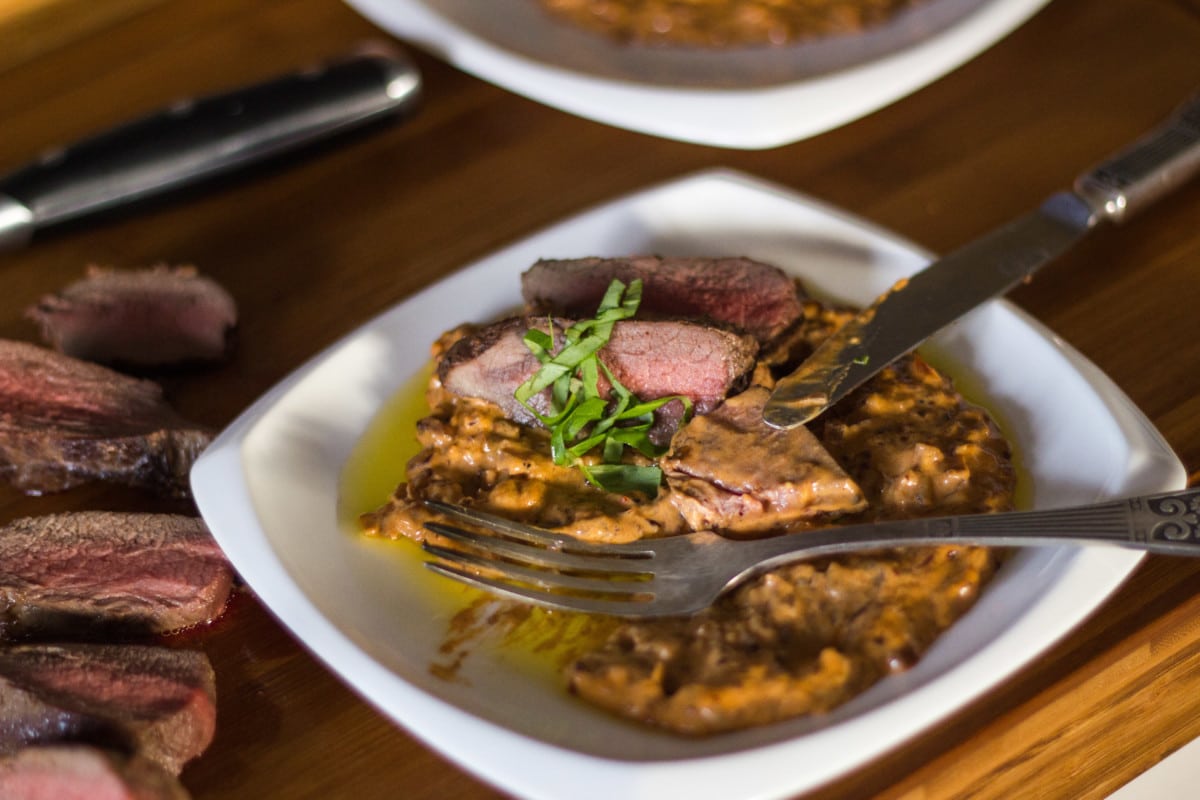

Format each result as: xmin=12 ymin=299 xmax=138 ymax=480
xmin=0 ymin=44 xmax=421 ymax=251
xmin=763 ymin=92 xmax=1200 ymax=429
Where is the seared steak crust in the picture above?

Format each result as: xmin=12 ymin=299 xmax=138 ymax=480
xmin=0 ymin=644 xmax=216 ymax=774
xmin=26 ymin=265 xmax=237 ymax=367
xmin=438 ymin=316 xmax=758 ymax=441
xmin=0 ymin=512 xmax=233 ymax=640
xmin=0 ymin=340 xmax=210 ymax=496
xmin=522 ymin=256 xmax=805 ymax=343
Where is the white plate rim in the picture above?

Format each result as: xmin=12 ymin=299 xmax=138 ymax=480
xmin=342 ymin=0 xmax=1054 ymax=148
xmin=191 ymin=167 xmax=1186 ymax=800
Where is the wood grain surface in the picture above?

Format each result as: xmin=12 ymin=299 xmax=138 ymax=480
xmin=2 ymin=0 xmax=1200 ymax=798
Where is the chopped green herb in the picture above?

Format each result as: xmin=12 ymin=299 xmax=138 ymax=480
xmin=514 ymin=279 xmax=691 ymax=496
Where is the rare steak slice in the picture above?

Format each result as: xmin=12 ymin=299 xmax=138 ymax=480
xmin=0 ymin=745 xmax=190 ymax=800
xmin=0 ymin=512 xmax=234 ymax=640
xmin=521 ymin=256 xmax=805 ymax=343
xmin=26 ymin=265 xmax=237 ymax=367
xmin=0 ymin=644 xmax=216 ymax=775
xmin=661 ymin=385 xmax=867 ymax=536
xmin=0 ymin=340 xmax=211 ymax=496
xmin=438 ymin=316 xmax=757 ymax=442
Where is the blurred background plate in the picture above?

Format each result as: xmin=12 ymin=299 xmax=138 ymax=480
xmin=343 ymin=0 xmax=1052 ymax=147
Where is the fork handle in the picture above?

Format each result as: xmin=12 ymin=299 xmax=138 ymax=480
xmin=746 ymin=487 xmax=1200 ymax=571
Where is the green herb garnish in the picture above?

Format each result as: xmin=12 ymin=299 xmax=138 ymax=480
xmin=514 ymin=279 xmax=690 ymax=496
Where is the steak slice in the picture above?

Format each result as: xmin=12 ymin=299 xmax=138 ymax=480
xmin=438 ymin=316 xmax=758 ymax=442
xmin=26 ymin=265 xmax=237 ymax=367
xmin=0 ymin=644 xmax=216 ymax=775
xmin=521 ymin=256 xmax=805 ymax=343
xmin=0 ymin=512 xmax=233 ymax=640
xmin=0 ymin=340 xmax=211 ymax=496
xmin=0 ymin=745 xmax=190 ymax=800
xmin=662 ymin=385 xmax=867 ymax=535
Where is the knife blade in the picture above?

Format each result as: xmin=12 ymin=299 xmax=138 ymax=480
xmin=763 ymin=92 xmax=1200 ymax=429
xmin=0 ymin=43 xmax=421 ymax=252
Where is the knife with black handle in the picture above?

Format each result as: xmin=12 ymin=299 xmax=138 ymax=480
xmin=763 ymin=92 xmax=1200 ymax=429
xmin=0 ymin=44 xmax=421 ymax=251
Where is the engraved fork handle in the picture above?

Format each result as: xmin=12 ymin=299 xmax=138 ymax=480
xmin=741 ymin=487 xmax=1200 ymax=575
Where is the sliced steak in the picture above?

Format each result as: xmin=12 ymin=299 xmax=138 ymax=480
xmin=26 ymin=265 xmax=237 ymax=367
xmin=0 ymin=512 xmax=233 ymax=640
xmin=521 ymin=256 xmax=805 ymax=343
xmin=662 ymin=385 xmax=867 ymax=535
xmin=0 ymin=340 xmax=211 ymax=496
xmin=439 ymin=316 xmax=758 ymax=443
xmin=0 ymin=644 xmax=216 ymax=775
xmin=0 ymin=745 xmax=190 ymax=800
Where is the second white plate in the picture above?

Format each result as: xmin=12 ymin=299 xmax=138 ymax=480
xmin=344 ymin=0 xmax=1053 ymax=148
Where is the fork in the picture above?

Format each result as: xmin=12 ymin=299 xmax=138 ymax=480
xmin=421 ymin=487 xmax=1200 ymax=618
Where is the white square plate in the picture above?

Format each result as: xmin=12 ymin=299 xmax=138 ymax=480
xmin=343 ymin=0 xmax=1053 ymax=148
xmin=191 ymin=169 xmax=1185 ymax=800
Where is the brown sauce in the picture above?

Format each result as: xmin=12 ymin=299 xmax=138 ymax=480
xmin=536 ymin=0 xmax=931 ymax=47
xmin=360 ymin=297 xmax=1016 ymax=735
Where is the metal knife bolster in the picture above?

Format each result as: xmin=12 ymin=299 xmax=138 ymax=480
xmin=1074 ymin=95 xmax=1200 ymax=223
xmin=0 ymin=47 xmax=420 ymax=243
xmin=0 ymin=194 xmax=34 ymax=251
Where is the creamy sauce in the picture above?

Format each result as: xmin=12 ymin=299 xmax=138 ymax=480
xmin=348 ymin=296 xmax=1019 ymax=734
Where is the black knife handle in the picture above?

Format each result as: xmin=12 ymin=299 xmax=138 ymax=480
xmin=0 ymin=45 xmax=421 ymax=250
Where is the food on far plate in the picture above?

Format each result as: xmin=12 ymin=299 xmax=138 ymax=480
xmin=535 ymin=0 xmax=931 ymax=47
xmin=0 ymin=643 xmax=217 ymax=774
xmin=0 ymin=512 xmax=233 ymax=641
xmin=0 ymin=744 xmax=190 ymax=800
xmin=0 ymin=340 xmax=211 ymax=497
xmin=26 ymin=265 xmax=237 ymax=368
xmin=361 ymin=255 xmax=1015 ymax=734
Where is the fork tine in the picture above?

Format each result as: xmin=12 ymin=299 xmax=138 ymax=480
xmin=423 ymin=541 xmax=651 ymax=595
xmin=424 ymin=561 xmax=655 ymax=617
xmin=425 ymin=500 xmax=653 ymax=556
xmin=424 ymin=521 xmax=653 ymax=576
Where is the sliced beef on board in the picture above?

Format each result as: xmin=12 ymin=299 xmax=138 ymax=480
xmin=0 ymin=512 xmax=233 ymax=640
xmin=0 ymin=340 xmax=211 ymax=496
xmin=521 ymin=256 xmax=805 ymax=344
xmin=0 ymin=643 xmax=216 ymax=775
xmin=26 ymin=265 xmax=237 ymax=367
xmin=0 ymin=744 xmax=190 ymax=800
xmin=662 ymin=385 xmax=867 ymax=536
xmin=438 ymin=316 xmax=758 ymax=443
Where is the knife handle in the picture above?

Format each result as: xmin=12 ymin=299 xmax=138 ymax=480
xmin=0 ymin=44 xmax=421 ymax=251
xmin=1074 ymin=92 xmax=1200 ymax=223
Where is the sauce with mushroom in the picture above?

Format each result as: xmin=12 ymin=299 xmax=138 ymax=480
xmin=358 ymin=296 xmax=1016 ymax=734
xmin=536 ymin=0 xmax=931 ymax=47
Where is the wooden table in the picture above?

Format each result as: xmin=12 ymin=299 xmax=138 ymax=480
xmin=2 ymin=0 xmax=1200 ymax=797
